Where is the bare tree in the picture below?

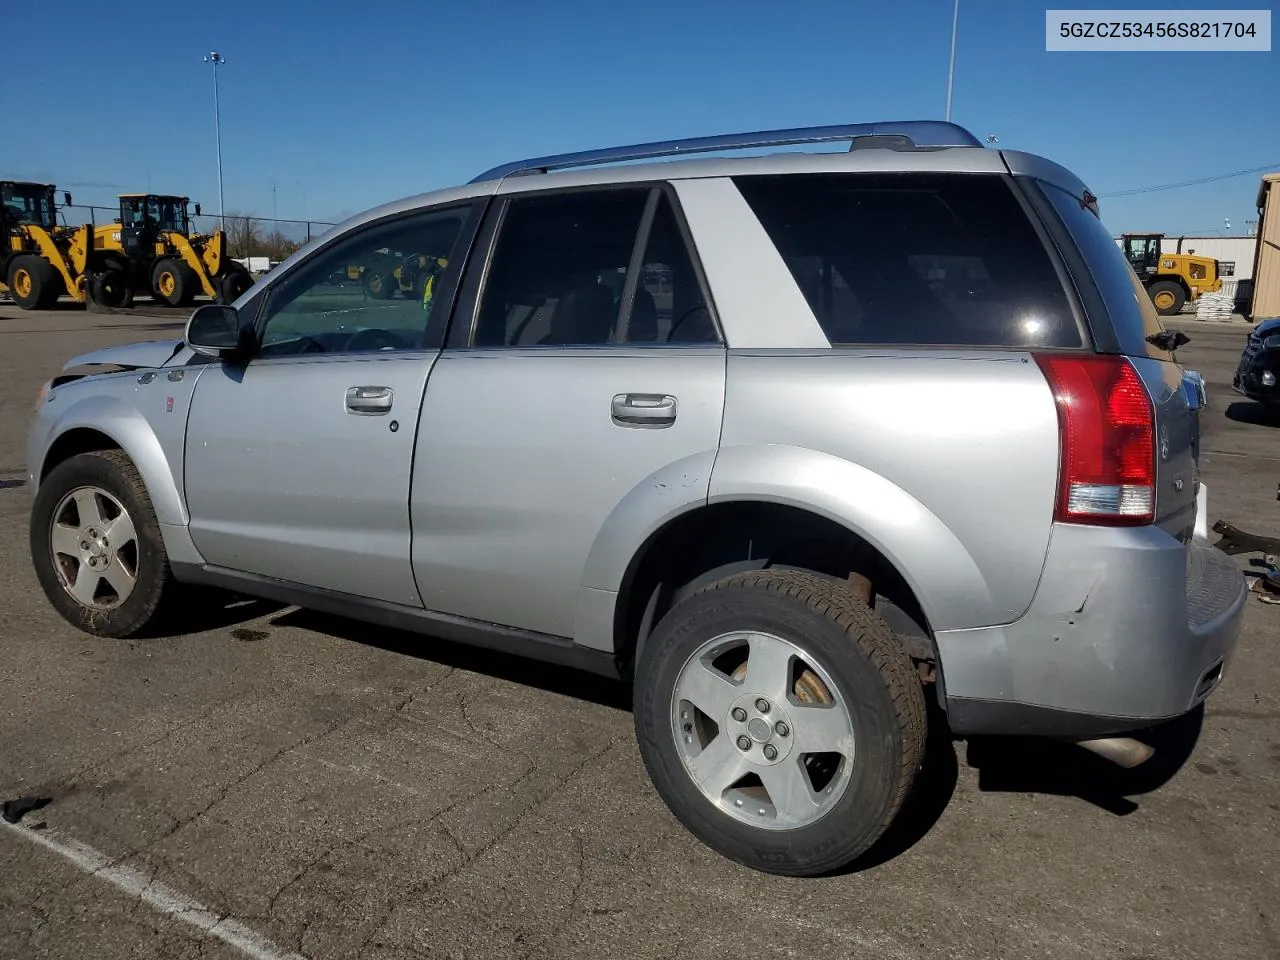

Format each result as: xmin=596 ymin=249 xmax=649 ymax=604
xmin=222 ymin=212 xmax=263 ymax=259
xmin=260 ymin=228 xmax=302 ymax=261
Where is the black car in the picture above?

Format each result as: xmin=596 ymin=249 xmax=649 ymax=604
xmin=1233 ymin=317 xmax=1280 ymax=408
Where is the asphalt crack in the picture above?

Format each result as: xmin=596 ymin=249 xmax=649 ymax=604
xmin=139 ymin=708 xmax=357 ymax=855
xmin=353 ymin=734 xmax=624 ymax=957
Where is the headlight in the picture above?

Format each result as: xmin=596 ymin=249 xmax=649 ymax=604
xmin=33 ymin=382 xmax=49 ymax=411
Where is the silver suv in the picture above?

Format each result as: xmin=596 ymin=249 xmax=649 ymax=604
xmin=25 ymin=121 xmax=1247 ymax=876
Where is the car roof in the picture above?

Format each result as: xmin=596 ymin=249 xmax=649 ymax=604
xmin=284 ymin=121 xmax=1094 ymax=268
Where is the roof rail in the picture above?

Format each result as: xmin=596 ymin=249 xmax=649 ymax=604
xmin=470 ymin=120 xmax=983 ymax=184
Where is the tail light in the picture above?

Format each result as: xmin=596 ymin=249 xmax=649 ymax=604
xmin=1034 ymin=354 xmax=1155 ymax=526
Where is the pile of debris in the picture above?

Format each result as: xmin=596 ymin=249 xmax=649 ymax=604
xmin=1212 ymin=482 xmax=1280 ymax=602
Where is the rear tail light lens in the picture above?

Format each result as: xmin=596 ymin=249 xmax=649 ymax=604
xmin=1034 ymin=354 xmax=1155 ymax=525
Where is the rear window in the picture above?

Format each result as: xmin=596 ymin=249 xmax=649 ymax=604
xmin=1036 ymin=179 xmax=1171 ymax=359
xmin=733 ymin=172 xmax=1082 ymax=348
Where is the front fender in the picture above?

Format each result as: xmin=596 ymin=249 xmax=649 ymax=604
xmin=34 ymin=391 xmax=188 ymax=527
xmin=707 ymin=444 xmax=1000 ymax=633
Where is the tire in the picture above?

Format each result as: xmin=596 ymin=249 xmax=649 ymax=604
xmin=363 ymin=268 xmax=395 ymax=300
xmin=1147 ymin=280 xmax=1186 ymax=316
xmin=633 ymin=569 xmax=926 ymax=877
xmin=7 ymin=254 xmax=62 ymax=310
xmin=218 ymin=266 xmax=254 ymax=304
xmin=29 ymin=450 xmax=175 ymax=638
xmin=91 ymin=269 xmax=134 ymax=309
xmin=152 ymin=258 xmax=199 ymax=307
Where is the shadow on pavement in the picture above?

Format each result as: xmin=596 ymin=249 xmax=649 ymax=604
xmin=1226 ymin=401 xmax=1280 ymax=428
xmin=962 ymin=705 xmax=1206 ymax=816
xmin=142 ymin=588 xmax=288 ymax=638
xmin=268 ymin=607 xmax=633 ymax=712
xmin=143 ymin=594 xmax=1204 ymax=863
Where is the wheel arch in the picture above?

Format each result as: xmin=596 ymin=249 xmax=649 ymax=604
xmin=1150 ymin=274 xmax=1192 ymax=296
xmin=583 ymin=444 xmax=999 ymax=684
xmin=39 ymin=398 xmax=187 ymax=527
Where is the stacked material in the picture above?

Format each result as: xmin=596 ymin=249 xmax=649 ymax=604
xmin=1195 ymin=292 xmax=1236 ymax=322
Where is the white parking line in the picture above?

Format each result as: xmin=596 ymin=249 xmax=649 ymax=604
xmin=3 ymin=819 xmax=306 ymax=960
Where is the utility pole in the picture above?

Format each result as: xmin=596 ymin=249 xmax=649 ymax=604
xmin=945 ymin=0 xmax=959 ymax=121
xmin=203 ymin=51 xmax=226 ymax=229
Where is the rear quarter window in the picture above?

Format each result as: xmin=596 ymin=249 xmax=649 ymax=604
xmin=1035 ymin=179 xmax=1172 ymax=360
xmin=732 ymin=172 xmax=1083 ymax=348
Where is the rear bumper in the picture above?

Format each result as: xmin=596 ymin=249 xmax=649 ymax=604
xmin=935 ymin=495 xmax=1246 ymax=738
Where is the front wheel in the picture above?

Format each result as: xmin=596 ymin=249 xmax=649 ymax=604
xmin=7 ymin=254 xmax=62 ymax=309
xmin=633 ymin=569 xmax=926 ymax=876
xmin=29 ymin=450 xmax=176 ymax=637
xmin=152 ymin=258 xmax=200 ymax=307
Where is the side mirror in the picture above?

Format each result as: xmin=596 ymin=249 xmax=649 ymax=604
xmin=63 ymin=192 xmax=73 ymax=206
xmin=184 ymin=304 xmax=254 ymax=361
xmin=194 ymin=203 xmax=202 ymax=217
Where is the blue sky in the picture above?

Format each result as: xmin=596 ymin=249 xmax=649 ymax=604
xmin=3 ymin=0 xmax=1275 ymax=235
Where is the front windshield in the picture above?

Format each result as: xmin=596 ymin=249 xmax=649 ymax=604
xmin=122 ymin=197 xmax=188 ymax=232
xmin=150 ymin=197 xmax=188 ymax=232
xmin=1 ymin=183 xmax=55 ymax=228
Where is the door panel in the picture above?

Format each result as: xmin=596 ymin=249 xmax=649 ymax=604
xmin=184 ymin=354 xmax=435 ymax=605
xmin=409 ymin=183 xmax=726 ymax=639
xmin=410 ymin=348 xmax=725 ymax=637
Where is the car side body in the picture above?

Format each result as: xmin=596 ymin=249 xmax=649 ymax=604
xmin=26 ymin=122 xmax=1248 ymax=875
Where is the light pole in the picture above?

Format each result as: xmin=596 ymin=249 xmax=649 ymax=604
xmin=203 ymin=51 xmax=226 ymax=230
xmin=945 ymin=0 xmax=959 ymax=121
xmin=296 ymin=180 xmax=308 ymax=240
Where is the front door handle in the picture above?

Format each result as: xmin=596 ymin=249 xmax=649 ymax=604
xmin=346 ymin=385 xmax=393 ymax=415
xmin=612 ymin=393 xmax=677 ymax=427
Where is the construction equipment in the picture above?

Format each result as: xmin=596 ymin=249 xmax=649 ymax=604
xmin=91 ymin=194 xmax=254 ymax=308
xmin=1121 ymin=232 xmax=1223 ymax=316
xmin=347 ymin=250 xmax=448 ymax=303
xmin=0 ymin=181 xmax=92 ymax=309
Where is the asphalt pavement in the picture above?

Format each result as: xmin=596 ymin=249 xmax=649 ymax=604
xmin=1 ymin=302 xmax=1278 ymax=960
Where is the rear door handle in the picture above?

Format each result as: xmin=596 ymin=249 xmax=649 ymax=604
xmin=612 ymin=393 xmax=677 ymax=427
xmin=346 ymin=385 xmax=393 ymax=415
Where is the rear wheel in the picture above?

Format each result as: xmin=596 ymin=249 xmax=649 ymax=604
xmin=91 ymin=269 xmax=134 ymax=308
xmin=633 ymin=569 xmax=926 ymax=876
xmin=152 ymin=258 xmax=199 ymax=307
xmin=1148 ymin=280 xmax=1186 ymax=316
xmin=7 ymin=255 xmax=62 ymax=310
xmin=29 ymin=451 xmax=176 ymax=637
xmin=218 ymin=265 xmax=254 ymax=304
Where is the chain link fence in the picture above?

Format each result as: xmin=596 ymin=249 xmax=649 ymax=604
xmin=55 ymin=205 xmax=337 ymax=264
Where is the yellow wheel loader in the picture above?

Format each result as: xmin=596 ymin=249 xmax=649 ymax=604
xmin=348 ymin=250 xmax=448 ymax=303
xmin=91 ymin=194 xmax=254 ymax=308
xmin=1120 ymin=233 xmax=1223 ymax=316
xmin=0 ymin=181 xmax=92 ymax=310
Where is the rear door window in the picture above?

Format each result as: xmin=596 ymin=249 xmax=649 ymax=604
xmin=732 ymin=172 xmax=1083 ymax=348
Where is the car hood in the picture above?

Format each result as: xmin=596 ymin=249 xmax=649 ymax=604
xmin=62 ymin=338 xmax=184 ymax=372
